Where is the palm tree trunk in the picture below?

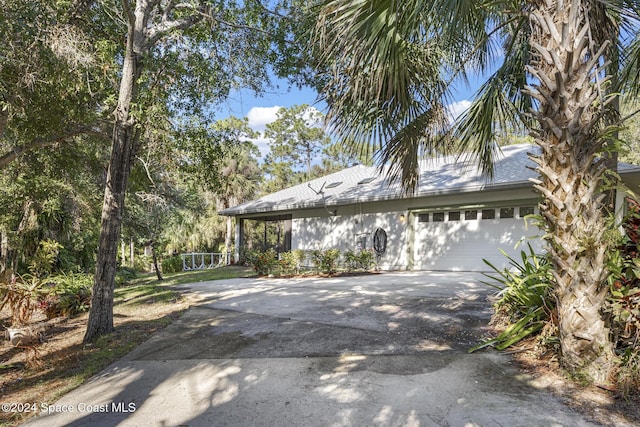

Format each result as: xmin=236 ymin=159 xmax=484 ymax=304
xmin=527 ymin=0 xmax=614 ymax=383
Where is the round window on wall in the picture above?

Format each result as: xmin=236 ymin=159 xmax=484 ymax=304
xmin=373 ymin=228 xmax=387 ymax=256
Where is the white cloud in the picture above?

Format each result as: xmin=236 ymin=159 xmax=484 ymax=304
xmin=447 ymin=100 xmax=472 ymax=122
xmin=246 ymin=106 xmax=282 ymax=132
xmin=251 ymin=136 xmax=272 ymax=159
xmin=300 ymin=106 xmax=324 ymax=128
xmin=244 ymin=106 xmax=282 ymax=160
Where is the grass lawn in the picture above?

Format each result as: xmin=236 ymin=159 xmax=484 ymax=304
xmin=0 ymin=265 xmax=255 ymax=426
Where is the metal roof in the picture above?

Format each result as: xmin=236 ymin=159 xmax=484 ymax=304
xmin=219 ymin=143 xmax=640 ymax=217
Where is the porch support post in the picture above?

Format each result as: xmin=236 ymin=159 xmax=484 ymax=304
xmin=235 ymin=218 xmax=244 ymax=263
xmin=263 ymin=220 xmax=267 ymax=251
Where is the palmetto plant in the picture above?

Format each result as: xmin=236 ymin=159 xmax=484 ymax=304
xmin=471 ymin=244 xmax=554 ymax=352
xmin=0 ymin=274 xmax=47 ymax=326
xmin=314 ymin=0 xmax=640 ymax=382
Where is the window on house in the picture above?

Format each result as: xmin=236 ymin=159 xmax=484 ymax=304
xmin=464 ymin=209 xmax=478 ymax=220
xmin=433 ymin=212 xmax=445 ymax=222
xmin=448 ymin=211 xmax=460 ymax=221
xmin=482 ymin=209 xmax=496 ymax=220
xmin=500 ymin=207 xmax=515 ymax=218
xmin=519 ymin=206 xmax=535 ymax=217
xmin=417 ymin=213 xmax=429 ymax=222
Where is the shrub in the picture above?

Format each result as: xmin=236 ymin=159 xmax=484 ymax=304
xmin=471 ymin=243 xmax=554 ymax=352
xmin=311 ymin=249 xmax=341 ymax=275
xmin=343 ymin=250 xmax=357 ymax=272
xmin=278 ymin=251 xmax=298 ymax=276
xmin=356 ymin=250 xmax=375 ymax=271
xmin=40 ymin=273 xmax=93 ymax=319
xmin=604 ymin=197 xmax=640 ymax=395
xmin=343 ymin=249 xmax=375 ymax=272
xmin=292 ymin=249 xmax=307 ymax=274
xmin=616 ymin=348 xmax=640 ymax=397
xmin=246 ymin=248 xmax=278 ymax=276
xmin=161 ymin=255 xmax=183 ymax=274
xmin=605 ymin=250 xmax=640 ymax=350
xmin=28 ymin=239 xmax=63 ymax=277
xmin=1 ymin=274 xmax=48 ymax=326
xmin=133 ymin=255 xmax=151 ymax=272
xmin=115 ymin=267 xmax=138 ymax=287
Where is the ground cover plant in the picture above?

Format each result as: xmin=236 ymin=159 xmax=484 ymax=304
xmin=472 ymin=244 xmax=555 ymax=353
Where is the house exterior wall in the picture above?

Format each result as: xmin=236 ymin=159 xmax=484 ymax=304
xmin=227 ymin=151 xmax=640 ymax=271
xmin=287 ymin=188 xmax=545 ymax=272
xmin=291 ymin=204 xmax=408 ymax=270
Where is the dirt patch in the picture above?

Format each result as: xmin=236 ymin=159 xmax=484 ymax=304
xmin=507 ymin=346 xmax=640 ymax=427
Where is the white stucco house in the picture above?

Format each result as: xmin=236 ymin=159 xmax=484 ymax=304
xmin=220 ymin=143 xmax=640 ymax=272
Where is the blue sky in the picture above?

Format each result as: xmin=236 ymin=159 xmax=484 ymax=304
xmin=216 ymin=84 xmax=321 ymax=157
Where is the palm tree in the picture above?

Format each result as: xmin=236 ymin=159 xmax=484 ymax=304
xmin=206 ymin=117 xmax=261 ymax=257
xmin=314 ymin=0 xmax=640 ymax=383
xmin=215 ymin=141 xmax=261 ymax=257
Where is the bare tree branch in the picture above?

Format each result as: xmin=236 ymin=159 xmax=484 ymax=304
xmin=121 ymin=0 xmax=135 ymax=24
xmin=147 ymin=3 xmax=204 ymax=46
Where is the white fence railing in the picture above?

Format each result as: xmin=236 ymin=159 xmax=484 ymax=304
xmin=181 ymin=252 xmax=231 ymax=271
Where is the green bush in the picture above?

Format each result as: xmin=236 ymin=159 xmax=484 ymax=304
xmin=246 ymin=248 xmax=278 ymax=276
xmin=115 ymin=267 xmax=138 ymax=287
xmin=356 ymin=250 xmax=375 ymax=271
xmin=343 ymin=250 xmax=358 ymax=272
xmin=278 ymin=251 xmax=298 ymax=276
xmin=40 ymin=273 xmax=93 ymax=319
xmin=471 ymin=243 xmax=554 ymax=352
xmin=292 ymin=249 xmax=307 ymax=274
xmin=311 ymin=249 xmax=341 ymax=275
xmin=161 ymin=255 xmax=183 ymax=274
xmin=343 ymin=249 xmax=375 ymax=272
xmin=133 ymin=255 xmax=151 ymax=272
xmin=28 ymin=239 xmax=63 ymax=277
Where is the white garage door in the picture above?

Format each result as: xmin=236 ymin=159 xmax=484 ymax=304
xmin=413 ymin=206 xmax=542 ymax=272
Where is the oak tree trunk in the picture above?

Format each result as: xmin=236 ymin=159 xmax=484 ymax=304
xmin=84 ymin=5 xmax=145 ymax=342
xmin=527 ymin=0 xmax=614 ymax=383
xmin=151 ymin=240 xmax=163 ymax=281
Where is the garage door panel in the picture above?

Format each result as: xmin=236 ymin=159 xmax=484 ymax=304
xmin=414 ymin=214 xmax=541 ymax=272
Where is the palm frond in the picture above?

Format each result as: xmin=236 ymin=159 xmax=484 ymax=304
xmin=452 ymin=11 xmax=532 ymax=175
xmin=315 ymin=0 xmax=451 ymax=192
xmin=377 ymin=105 xmax=449 ymax=195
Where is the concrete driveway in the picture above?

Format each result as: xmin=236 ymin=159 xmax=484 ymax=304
xmin=26 ymin=271 xmax=602 ymax=426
